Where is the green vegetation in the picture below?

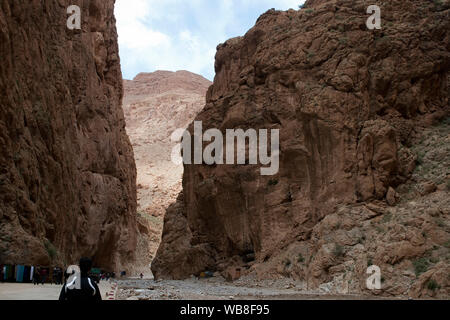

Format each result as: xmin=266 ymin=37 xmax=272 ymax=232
xmin=439 ymin=116 xmax=450 ymax=126
xmin=382 ymin=213 xmax=393 ymax=223
xmin=427 ymin=279 xmax=440 ymax=291
xmin=307 ymin=51 xmax=315 ymax=59
xmin=333 ymin=244 xmax=345 ymax=257
xmin=435 ymin=218 xmax=445 ymax=228
xmin=284 ymin=258 xmax=292 ymax=267
xmin=339 ymin=37 xmax=348 ymax=45
xmin=412 ymin=257 xmax=430 ymax=277
xmin=44 ymin=240 xmax=57 ymax=260
xmin=297 ymin=254 xmax=305 ymax=263
xmin=138 ymin=210 xmax=163 ymax=227
xmin=430 ymin=256 xmax=439 ymax=264
xmin=416 ymin=151 xmax=425 ymax=165
xmin=268 ymin=179 xmax=279 ymax=186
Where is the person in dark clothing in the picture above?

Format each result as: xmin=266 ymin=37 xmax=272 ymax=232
xmin=41 ymin=268 xmax=48 ymax=285
xmin=33 ymin=268 xmax=41 ymax=285
xmin=59 ymin=258 xmax=102 ymax=301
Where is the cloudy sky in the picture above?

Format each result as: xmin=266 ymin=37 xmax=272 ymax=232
xmin=115 ymin=0 xmax=305 ymax=81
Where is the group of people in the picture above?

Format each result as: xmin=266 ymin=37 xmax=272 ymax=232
xmin=31 ymin=267 xmax=63 ymax=285
xmin=99 ymin=272 xmax=116 ymax=282
xmin=2 ymin=257 xmax=120 ymax=301
xmin=0 ymin=265 xmax=59 ymax=284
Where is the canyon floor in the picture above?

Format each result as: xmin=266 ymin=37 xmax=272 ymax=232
xmin=116 ymin=277 xmax=399 ymax=300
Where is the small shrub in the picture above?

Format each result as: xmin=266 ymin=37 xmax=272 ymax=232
xmin=382 ymin=213 xmax=392 ymax=223
xmin=44 ymin=240 xmax=57 ymax=260
xmin=427 ymin=279 xmax=440 ymax=291
xmin=367 ymin=257 xmax=373 ymax=267
xmin=416 ymin=152 xmax=425 ymax=165
xmin=333 ymin=244 xmax=345 ymax=257
xmin=268 ymin=179 xmax=279 ymax=186
xmin=435 ymin=218 xmax=445 ymax=228
xmin=413 ymin=258 xmax=430 ymax=277
xmin=339 ymin=37 xmax=348 ymax=45
xmin=297 ymin=254 xmax=305 ymax=263
xmin=430 ymin=257 xmax=439 ymax=264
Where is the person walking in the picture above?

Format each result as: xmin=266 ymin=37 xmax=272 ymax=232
xmin=59 ymin=257 xmax=102 ymax=301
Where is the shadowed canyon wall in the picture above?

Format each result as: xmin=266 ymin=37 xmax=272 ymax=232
xmin=153 ymin=0 xmax=449 ymax=297
xmin=0 ymin=0 xmax=137 ymax=271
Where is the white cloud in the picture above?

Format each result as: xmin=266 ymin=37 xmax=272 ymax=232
xmin=115 ymin=0 xmax=306 ymax=80
xmin=115 ymin=0 xmax=170 ymax=49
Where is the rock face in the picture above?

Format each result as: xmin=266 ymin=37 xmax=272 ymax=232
xmin=153 ymin=0 xmax=450 ymax=298
xmin=0 ymin=0 xmax=137 ymax=271
xmin=123 ymin=70 xmax=211 ymax=263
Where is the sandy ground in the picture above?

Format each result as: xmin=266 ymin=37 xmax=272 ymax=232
xmin=116 ymin=277 xmax=394 ymax=300
xmin=0 ymin=281 xmax=115 ymax=300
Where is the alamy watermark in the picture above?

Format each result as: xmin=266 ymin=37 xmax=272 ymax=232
xmin=366 ymin=265 xmax=382 ymax=290
xmin=67 ymin=5 xmax=81 ymax=30
xmin=66 ymin=265 xmax=81 ymax=289
xmin=171 ymin=121 xmax=280 ymax=176
xmin=366 ymin=5 xmax=382 ymax=30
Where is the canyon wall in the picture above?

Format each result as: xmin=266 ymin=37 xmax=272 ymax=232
xmin=153 ymin=0 xmax=450 ymax=297
xmin=123 ymin=70 xmax=210 ymax=264
xmin=0 ymin=0 xmax=137 ymax=271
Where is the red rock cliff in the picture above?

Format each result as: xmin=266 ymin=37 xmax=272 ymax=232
xmin=153 ymin=0 xmax=449 ymax=297
xmin=0 ymin=0 xmax=137 ymax=271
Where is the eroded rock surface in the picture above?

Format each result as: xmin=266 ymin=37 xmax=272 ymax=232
xmin=0 ymin=0 xmax=137 ymax=271
xmin=153 ymin=0 xmax=449 ymax=298
xmin=123 ymin=71 xmax=211 ymax=263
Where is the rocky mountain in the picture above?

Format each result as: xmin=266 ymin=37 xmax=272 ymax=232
xmin=153 ymin=0 xmax=450 ymax=298
xmin=123 ymin=70 xmax=211 ymax=261
xmin=0 ymin=0 xmax=137 ymax=272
